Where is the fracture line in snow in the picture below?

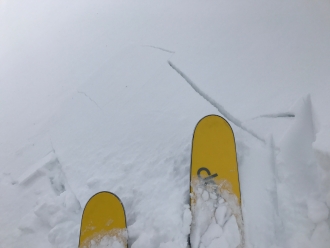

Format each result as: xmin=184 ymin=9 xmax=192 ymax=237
xmin=252 ymin=112 xmax=295 ymax=119
xmin=77 ymin=90 xmax=101 ymax=110
xmin=49 ymin=136 xmax=56 ymax=154
xmin=168 ymin=60 xmax=265 ymax=143
xmin=143 ymin=45 xmax=175 ymax=54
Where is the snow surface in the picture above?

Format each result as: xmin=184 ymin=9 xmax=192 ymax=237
xmin=1 ymin=0 xmax=330 ymax=247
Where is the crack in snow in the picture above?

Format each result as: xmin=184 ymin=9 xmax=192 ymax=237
xmin=168 ymin=60 xmax=265 ymax=143
xmin=253 ymin=112 xmax=295 ymax=119
xmin=143 ymin=45 xmax=175 ymax=54
xmin=49 ymin=137 xmax=56 ymax=155
xmin=77 ymin=90 xmax=101 ymax=110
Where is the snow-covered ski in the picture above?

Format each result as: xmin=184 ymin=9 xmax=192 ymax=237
xmin=190 ymin=115 xmax=244 ymax=248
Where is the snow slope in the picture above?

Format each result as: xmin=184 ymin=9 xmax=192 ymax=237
xmin=1 ymin=0 xmax=330 ymax=247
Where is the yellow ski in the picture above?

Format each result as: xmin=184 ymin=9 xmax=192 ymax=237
xmin=190 ymin=115 xmax=244 ymax=248
xmin=79 ymin=191 xmax=127 ymax=248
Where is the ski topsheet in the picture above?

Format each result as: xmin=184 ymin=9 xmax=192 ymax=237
xmin=79 ymin=192 xmax=127 ymax=248
xmin=190 ymin=115 xmax=244 ymax=248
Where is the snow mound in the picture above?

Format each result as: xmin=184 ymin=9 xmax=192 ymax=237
xmin=277 ymin=95 xmax=330 ymax=247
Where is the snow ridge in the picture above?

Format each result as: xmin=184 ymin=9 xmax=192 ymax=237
xmin=277 ymin=95 xmax=330 ymax=247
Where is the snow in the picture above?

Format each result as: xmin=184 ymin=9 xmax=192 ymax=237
xmin=190 ymin=179 xmax=242 ymax=248
xmin=81 ymin=230 xmax=127 ymax=248
xmin=1 ymin=0 xmax=330 ymax=247
xmin=307 ymin=199 xmax=329 ymax=224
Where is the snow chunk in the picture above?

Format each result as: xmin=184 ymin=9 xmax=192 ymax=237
xmin=60 ymin=190 xmax=81 ymax=213
xmin=18 ymin=213 xmax=40 ymax=234
xmin=223 ymin=215 xmax=240 ymax=248
xmin=202 ymin=190 xmax=209 ymax=201
xmin=18 ymin=152 xmax=56 ymax=185
xmin=34 ymin=195 xmax=65 ymax=228
xmin=215 ymin=203 xmax=229 ymax=227
xmin=210 ymin=192 xmax=217 ymax=200
xmin=87 ymin=177 xmax=100 ymax=189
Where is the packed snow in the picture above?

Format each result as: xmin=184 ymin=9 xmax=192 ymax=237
xmin=1 ymin=0 xmax=330 ymax=247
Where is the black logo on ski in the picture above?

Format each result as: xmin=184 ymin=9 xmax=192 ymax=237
xmin=197 ymin=167 xmax=218 ymax=184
